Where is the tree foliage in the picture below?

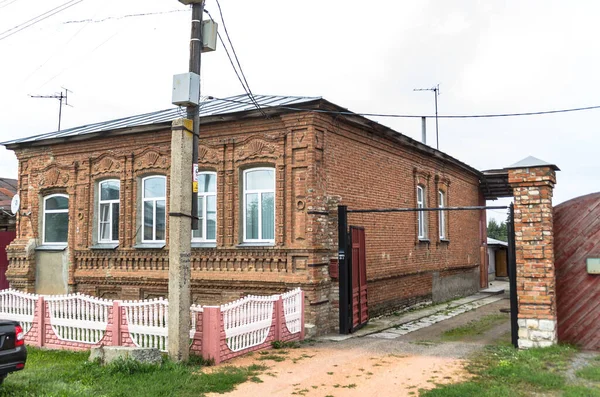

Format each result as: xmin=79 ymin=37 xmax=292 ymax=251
xmin=487 ymin=219 xmax=508 ymax=242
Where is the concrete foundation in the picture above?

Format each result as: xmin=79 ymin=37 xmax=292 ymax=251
xmin=89 ymin=346 xmax=162 ymax=365
xmin=432 ymin=268 xmax=479 ymax=303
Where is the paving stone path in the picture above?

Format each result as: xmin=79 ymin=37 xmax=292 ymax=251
xmin=366 ymin=295 xmax=505 ymax=340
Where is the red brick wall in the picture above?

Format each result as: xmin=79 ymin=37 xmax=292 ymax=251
xmin=315 ymin=114 xmax=483 ymax=317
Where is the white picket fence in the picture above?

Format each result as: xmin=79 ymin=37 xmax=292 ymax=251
xmin=282 ymin=288 xmax=303 ymax=334
xmin=122 ymin=298 xmax=168 ymax=351
xmin=0 ymin=289 xmax=37 ymax=334
xmin=222 ymin=294 xmax=279 ymax=352
xmin=46 ymin=293 xmax=112 ymax=344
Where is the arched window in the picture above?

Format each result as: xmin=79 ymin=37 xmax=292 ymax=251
xmin=142 ymin=176 xmax=166 ymax=242
xmin=243 ymin=168 xmax=275 ymax=243
xmin=417 ymin=185 xmax=427 ymax=239
xmin=98 ymin=180 xmax=120 ymax=243
xmin=439 ymin=190 xmax=446 ymax=239
xmin=192 ymin=172 xmax=217 ymax=242
xmin=43 ymin=194 xmax=69 ymax=244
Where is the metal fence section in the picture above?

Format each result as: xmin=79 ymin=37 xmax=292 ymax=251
xmin=221 ymin=294 xmax=278 ymax=352
xmin=122 ymin=298 xmax=168 ymax=351
xmin=0 ymin=289 xmax=37 ymax=334
xmin=281 ymin=288 xmax=302 ymax=334
xmin=45 ymin=293 xmax=111 ymax=344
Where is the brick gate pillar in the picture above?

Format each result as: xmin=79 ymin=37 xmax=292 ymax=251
xmin=508 ymin=159 xmax=559 ymax=348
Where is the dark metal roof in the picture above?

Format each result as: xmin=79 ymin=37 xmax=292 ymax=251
xmin=1 ymin=94 xmax=320 ymax=147
xmin=481 ymin=168 xmax=511 ymax=200
xmin=1 ymin=93 xmax=485 ymax=180
xmin=0 ymin=178 xmax=17 ymax=207
xmin=481 ymin=156 xmax=560 ymax=200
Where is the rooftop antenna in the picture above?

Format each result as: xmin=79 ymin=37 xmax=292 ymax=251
xmin=30 ymin=87 xmax=73 ymax=131
xmin=414 ymin=84 xmax=440 ymax=150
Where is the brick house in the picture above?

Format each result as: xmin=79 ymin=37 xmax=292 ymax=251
xmin=1 ymin=94 xmax=487 ymax=335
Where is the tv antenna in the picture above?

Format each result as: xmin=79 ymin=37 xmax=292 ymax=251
xmin=30 ymin=87 xmax=73 ymax=131
xmin=414 ymin=84 xmax=440 ymax=149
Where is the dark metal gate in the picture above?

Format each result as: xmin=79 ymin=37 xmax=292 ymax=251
xmin=338 ymin=204 xmax=519 ymax=348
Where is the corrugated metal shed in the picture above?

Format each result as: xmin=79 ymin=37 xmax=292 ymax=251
xmin=1 ymin=94 xmax=319 ymax=147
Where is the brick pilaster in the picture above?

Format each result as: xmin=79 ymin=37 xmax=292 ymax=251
xmin=509 ymin=166 xmax=557 ymax=348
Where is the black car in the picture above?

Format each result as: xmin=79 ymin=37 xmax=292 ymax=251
xmin=0 ymin=320 xmax=27 ymax=384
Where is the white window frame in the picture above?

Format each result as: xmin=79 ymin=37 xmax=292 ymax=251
xmin=98 ymin=179 xmax=120 ymax=243
xmin=243 ymin=167 xmax=275 ymax=244
xmin=439 ymin=190 xmax=446 ymax=240
xmin=192 ymin=171 xmax=217 ymax=243
xmin=43 ymin=193 xmax=69 ymax=245
xmin=417 ymin=185 xmax=427 ymax=239
xmin=142 ymin=175 xmax=166 ymax=243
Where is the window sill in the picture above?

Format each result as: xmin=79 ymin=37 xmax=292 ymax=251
xmin=134 ymin=243 xmax=166 ymax=250
xmin=35 ymin=245 xmax=67 ymax=251
xmin=418 ymin=238 xmax=430 ymax=244
xmin=438 ymin=238 xmax=450 ymax=244
xmin=236 ymin=242 xmax=276 ymax=248
xmin=90 ymin=243 xmax=119 ymax=250
xmin=191 ymin=242 xmax=217 ymax=249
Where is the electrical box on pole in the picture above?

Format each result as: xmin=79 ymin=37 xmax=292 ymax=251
xmin=202 ymin=20 xmax=218 ymax=52
xmin=172 ymin=73 xmax=201 ymax=106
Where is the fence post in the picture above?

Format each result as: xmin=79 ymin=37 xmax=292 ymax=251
xmin=300 ymin=291 xmax=305 ymax=341
xmin=274 ymin=297 xmax=283 ymax=341
xmin=202 ymin=306 xmax=221 ymax=364
xmin=111 ymin=301 xmax=122 ymax=346
xmin=36 ymin=296 xmax=45 ymax=348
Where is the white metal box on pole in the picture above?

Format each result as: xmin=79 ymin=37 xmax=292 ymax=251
xmin=202 ymin=20 xmax=218 ymax=52
xmin=172 ymin=72 xmax=200 ymax=106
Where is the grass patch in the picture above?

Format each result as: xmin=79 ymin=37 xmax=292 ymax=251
xmin=271 ymin=340 xmax=300 ymax=349
xmin=1 ymin=347 xmax=265 ymax=396
xmin=441 ymin=314 xmax=508 ymax=341
xmin=576 ymin=364 xmax=600 ymax=382
xmin=421 ymin=344 xmax=593 ymax=397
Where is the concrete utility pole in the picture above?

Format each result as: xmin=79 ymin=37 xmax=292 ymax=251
xmin=168 ymin=0 xmax=204 ymax=362
xmin=167 ymin=118 xmax=194 ymax=362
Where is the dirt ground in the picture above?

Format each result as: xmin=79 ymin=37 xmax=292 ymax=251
xmin=206 ymin=297 xmax=511 ymax=397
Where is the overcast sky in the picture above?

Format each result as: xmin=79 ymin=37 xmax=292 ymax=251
xmin=1 ymin=0 xmax=598 ymax=222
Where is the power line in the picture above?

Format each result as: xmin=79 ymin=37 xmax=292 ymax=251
xmin=208 ymin=96 xmax=600 ymax=119
xmin=0 ymin=0 xmax=83 ymax=42
xmin=211 ymin=0 xmax=266 ymax=117
xmin=0 ymin=0 xmax=19 ymax=10
xmin=62 ymin=9 xmax=189 ymax=24
xmin=204 ymin=9 xmax=266 ymax=117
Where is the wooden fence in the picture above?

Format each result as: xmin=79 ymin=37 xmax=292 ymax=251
xmin=0 ymin=288 xmax=304 ymax=364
